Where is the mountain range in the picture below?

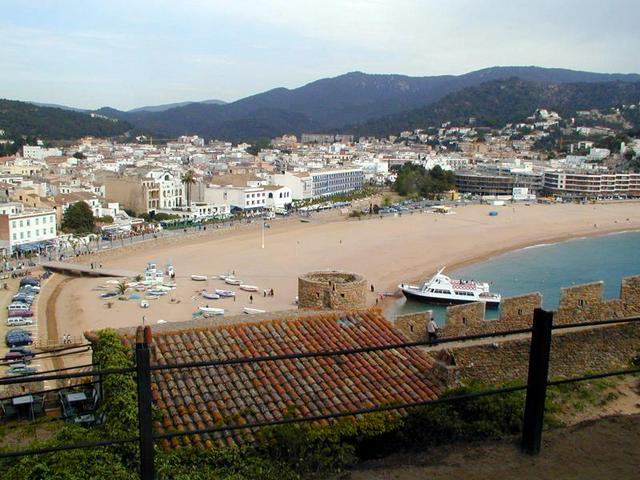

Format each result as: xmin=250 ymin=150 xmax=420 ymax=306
xmin=4 ymin=66 xmax=640 ymax=143
xmin=91 ymin=66 xmax=640 ymax=141
xmin=351 ymin=78 xmax=640 ymax=136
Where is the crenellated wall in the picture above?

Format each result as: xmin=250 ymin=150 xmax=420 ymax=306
xmin=392 ymin=274 xmax=640 ymax=387
xmin=433 ymin=275 xmax=640 ymax=339
xmin=395 ymin=312 xmax=432 ymax=342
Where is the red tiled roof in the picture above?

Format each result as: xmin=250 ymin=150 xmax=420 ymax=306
xmin=124 ymin=310 xmax=441 ymax=449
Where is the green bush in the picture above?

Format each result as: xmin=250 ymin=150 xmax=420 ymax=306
xmin=400 ymin=382 xmax=525 ymax=446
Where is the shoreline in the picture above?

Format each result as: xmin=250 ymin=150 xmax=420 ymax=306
xmin=445 ymin=225 xmax=640 ymax=279
xmin=39 ymin=201 xmax=640 ymax=341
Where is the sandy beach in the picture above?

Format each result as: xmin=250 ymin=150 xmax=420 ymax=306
xmin=44 ymin=202 xmax=640 ymax=341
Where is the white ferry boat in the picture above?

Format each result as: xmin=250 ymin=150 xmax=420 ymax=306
xmin=399 ymin=267 xmax=501 ymax=308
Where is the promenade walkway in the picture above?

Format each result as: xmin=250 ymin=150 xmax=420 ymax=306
xmin=41 ymin=261 xmax=136 ymax=278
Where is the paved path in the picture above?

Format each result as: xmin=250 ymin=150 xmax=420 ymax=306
xmin=41 ymin=261 xmax=136 ymax=278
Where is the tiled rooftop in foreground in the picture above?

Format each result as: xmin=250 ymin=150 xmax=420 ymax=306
xmin=121 ymin=309 xmax=442 ymax=449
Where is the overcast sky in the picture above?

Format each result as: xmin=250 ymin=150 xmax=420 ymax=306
xmin=1 ymin=0 xmax=639 ymax=110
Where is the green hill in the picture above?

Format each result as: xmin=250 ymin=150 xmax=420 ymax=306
xmin=348 ymin=78 xmax=640 ymax=136
xmin=0 ymin=99 xmax=132 ymax=140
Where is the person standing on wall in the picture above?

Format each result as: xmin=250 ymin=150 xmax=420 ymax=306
xmin=427 ymin=318 xmax=439 ymax=344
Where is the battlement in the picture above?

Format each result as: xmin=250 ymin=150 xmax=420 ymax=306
xmin=394 ymin=274 xmax=640 ymax=340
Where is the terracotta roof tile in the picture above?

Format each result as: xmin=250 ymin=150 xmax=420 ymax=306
xmin=123 ymin=310 xmax=441 ymax=448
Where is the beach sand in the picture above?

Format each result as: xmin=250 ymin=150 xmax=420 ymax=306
xmin=47 ymin=202 xmax=640 ymax=339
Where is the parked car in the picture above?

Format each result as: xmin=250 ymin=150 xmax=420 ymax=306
xmin=6 ymin=329 xmax=33 ymax=347
xmin=21 ymin=284 xmax=41 ymax=292
xmin=7 ymin=303 xmax=31 ymax=311
xmin=6 ymin=364 xmax=38 ymax=376
xmin=9 ymin=347 xmax=34 ymax=357
xmin=20 ymin=276 xmax=40 ymax=286
xmin=7 ymin=317 xmax=33 ymax=327
xmin=12 ymin=295 xmax=35 ymax=304
xmin=8 ymin=309 xmax=34 ymax=318
xmin=3 ymin=351 xmax=27 ymax=363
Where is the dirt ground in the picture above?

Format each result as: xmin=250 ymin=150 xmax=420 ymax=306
xmin=349 ymin=414 xmax=640 ymax=480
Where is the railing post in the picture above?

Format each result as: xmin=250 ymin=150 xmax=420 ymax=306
xmin=136 ymin=326 xmax=155 ymax=480
xmin=521 ymin=308 xmax=553 ymax=455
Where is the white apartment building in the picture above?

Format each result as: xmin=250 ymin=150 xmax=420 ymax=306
xmin=0 ymin=203 xmax=57 ymax=255
xmin=203 ymin=185 xmax=269 ymax=212
xmin=543 ymin=171 xmax=640 ymax=198
xmin=271 ymin=168 xmax=364 ymax=200
xmin=145 ymin=170 xmax=184 ymax=209
xmin=263 ymin=185 xmax=292 ymax=210
xmin=21 ymin=145 xmax=63 ymax=160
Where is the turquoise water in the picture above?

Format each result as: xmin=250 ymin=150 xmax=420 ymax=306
xmin=386 ymin=231 xmax=640 ymax=325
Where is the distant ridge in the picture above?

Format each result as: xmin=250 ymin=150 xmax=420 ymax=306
xmin=9 ymin=66 xmax=640 ymax=142
xmin=348 ymin=78 xmax=640 ymax=136
xmin=89 ymin=66 xmax=640 ymax=141
xmin=0 ymin=99 xmax=132 ymax=140
xmin=128 ymin=99 xmax=226 ymax=113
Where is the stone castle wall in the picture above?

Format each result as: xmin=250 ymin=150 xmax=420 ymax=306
xmin=439 ymin=322 xmax=639 ymax=385
xmin=392 ymin=275 xmax=640 ymax=387
xmin=298 ymin=271 xmax=368 ymax=310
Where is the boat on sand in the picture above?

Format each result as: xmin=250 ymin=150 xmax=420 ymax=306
xmin=199 ymin=306 xmax=224 ymax=315
xmin=243 ymin=307 xmax=266 ymax=314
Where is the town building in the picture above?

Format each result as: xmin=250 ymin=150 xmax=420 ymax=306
xmin=271 ymin=168 xmax=364 ymax=200
xmin=455 ymin=168 xmax=544 ymax=196
xmin=0 ymin=203 xmax=57 ymax=255
xmin=543 ymin=171 xmax=640 ymax=198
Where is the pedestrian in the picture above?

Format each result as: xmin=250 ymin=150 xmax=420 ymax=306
xmin=100 ymin=263 xmax=103 ymax=268
xmin=370 ymin=284 xmax=375 ymax=293
xmin=270 ymin=288 xmax=274 ymax=297
xmin=263 ymin=289 xmax=267 ymax=297
xmin=427 ymin=318 xmax=439 ymax=344
xmin=249 ymin=295 xmax=253 ymax=304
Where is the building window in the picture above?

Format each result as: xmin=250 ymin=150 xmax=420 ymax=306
xmin=19 ymin=220 xmax=23 ymax=227
xmin=35 ymin=218 xmax=39 ymax=225
xmin=50 ymin=227 xmax=54 ymax=234
xmin=11 ymin=220 xmax=16 ymax=228
xmin=27 ymin=231 xmax=31 ymax=238
xmin=20 ymin=232 xmax=23 ymax=239
xmin=12 ymin=233 xmax=16 ymax=240
xmin=36 ymin=229 xmax=39 ymax=236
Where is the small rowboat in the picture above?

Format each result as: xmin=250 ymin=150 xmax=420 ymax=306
xmin=147 ymin=289 xmax=167 ymax=296
xmin=240 ymin=284 xmax=259 ymax=292
xmin=218 ymin=274 xmax=231 ymax=280
xmin=224 ymin=277 xmax=242 ymax=285
xmin=101 ymin=292 xmax=118 ymax=299
xmin=215 ymin=289 xmax=236 ymax=297
xmin=199 ymin=306 xmax=224 ymax=315
xmin=243 ymin=307 xmax=266 ymax=315
xmin=202 ymin=292 xmax=220 ymax=300
xmin=191 ymin=275 xmax=208 ymax=281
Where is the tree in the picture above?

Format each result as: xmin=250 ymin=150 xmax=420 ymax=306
xmin=181 ymin=170 xmax=196 ymax=206
xmin=73 ymin=151 xmax=86 ymax=159
xmin=61 ymin=201 xmax=96 ymax=234
xmin=246 ymin=138 xmax=272 ymax=156
xmin=116 ymin=281 xmax=128 ymax=296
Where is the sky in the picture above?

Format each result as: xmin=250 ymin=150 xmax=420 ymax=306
xmin=1 ymin=0 xmax=639 ymax=110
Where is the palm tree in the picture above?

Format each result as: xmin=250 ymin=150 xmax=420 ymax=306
xmin=134 ymin=274 xmax=143 ymax=283
xmin=116 ymin=280 xmax=128 ymax=297
xmin=181 ymin=170 xmax=197 ymax=207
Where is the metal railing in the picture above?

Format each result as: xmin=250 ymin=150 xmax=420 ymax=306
xmin=0 ymin=310 xmax=637 ymax=480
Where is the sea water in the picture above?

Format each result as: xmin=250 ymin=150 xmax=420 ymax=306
xmin=386 ymin=231 xmax=640 ymax=325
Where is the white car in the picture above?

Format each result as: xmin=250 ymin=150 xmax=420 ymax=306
xmin=7 ymin=317 xmax=33 ymax=327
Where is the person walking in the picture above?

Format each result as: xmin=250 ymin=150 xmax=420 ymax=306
xmin=263 ymin=289 xmax=267 ymax=298
xmin=427 ymin=318 xmax=439 ymax=344
xmin=249 ymin=295 xmax=253 ymax=304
